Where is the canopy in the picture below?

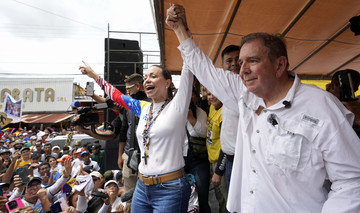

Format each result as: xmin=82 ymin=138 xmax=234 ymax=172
xmin=15 ymin=113 xmax=74 ymax=124
xmin=152 ymin=0 xmax=360 ymax=78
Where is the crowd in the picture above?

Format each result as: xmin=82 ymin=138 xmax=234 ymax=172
xmin=0 ymin=128 xmax=128 ymax=213
xmin=1 ymin=3 xmax=360 ymax=213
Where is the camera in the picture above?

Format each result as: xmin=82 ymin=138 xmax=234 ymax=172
xmin=71 ymin=98 xmax=115 ymax=127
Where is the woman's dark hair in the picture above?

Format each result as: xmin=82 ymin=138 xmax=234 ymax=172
xmin=2 ymin=157 xmax=11 ymax=166
xmin=151 ymin=65 xmax=174 ymax=100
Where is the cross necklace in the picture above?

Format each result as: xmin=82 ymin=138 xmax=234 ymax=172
xmin=142 ymin=99 xmax=170 ymax=165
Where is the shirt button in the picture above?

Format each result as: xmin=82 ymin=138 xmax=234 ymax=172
xmin=252 ymin=170 xmax=256 ymax=173
xmin=256 ymin=130 xmax=260 ymax=133
xmin=252 ymin=150 xmax=256 ymax=154
xmin=250 ymin=190 xmax=254 ymax=194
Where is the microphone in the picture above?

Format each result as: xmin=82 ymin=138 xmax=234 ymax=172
xmin=121 ymin=188 xmax=135 ymax=202
xmin=70 ymin=101 xmax=81 ymax=109
xmin=282 ymin=101 xmax=291 ymax=108
xmin=267 ymin=114 xmax=278 ymax=126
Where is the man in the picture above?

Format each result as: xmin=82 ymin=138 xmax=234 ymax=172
xmin=51 ymin=145 xmax=61 ymax=158
xmin=74 ymin=140 xmax=82 ymax=150
xmin=167 ymin=5 xmax=360 ymax=212
xmin=15 ymin=147 xmax=31 ymax=169
xmin=33 ymin=141 xmax=43 ymax=155
xmin=0 ymin=149 xmax=11 ymax=159
xmin=41 ymin=142 xmax=52 ymax=162
xmin=118 ymin=73 xmax=148 ymax=192
xmin=90 ymin=144 xmax=105 ymax=174
xmin=12 ymin=139 xmax=23 ymax=153
xmin=220 ymin=45 xmax=240 ymax=188
xmin=80 ymin=150 xmax=100 ymax=172
xmin=90 ymin=171 xmax=105 ymax=192
xmin=28 ymin=153 xmax=41 ymax=177
xmin=38 ymin=162 xmax=60 ymax=186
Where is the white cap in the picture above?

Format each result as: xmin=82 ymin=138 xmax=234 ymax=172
xmin=90 ymin=171 xmax=103 ymax=179
xmin=104 ymin=180 xmax=118 ymax=189
xmin=52 ymin=146 xmax=60 ymax=151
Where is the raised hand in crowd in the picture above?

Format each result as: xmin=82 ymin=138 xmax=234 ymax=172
xmin=65 ymin=206 xmax=80 ymax=213
xmin=13 ymin=174 xmax=25 ymax=193
xmin=37 ymin=188 xmax=51 ymax=212
xmin=62 ymin=158 xmax=73 ymax=178
xmin=28 ymin=163 xmax=40 ymax=176
xmin=79 ymin=61 xmax=99 ymax=81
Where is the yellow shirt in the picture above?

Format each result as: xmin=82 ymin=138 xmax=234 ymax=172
xmin=15 ymin=158 xmax=31 ymax=169
xmin=206 ymin=104 xmax=222 ymax=163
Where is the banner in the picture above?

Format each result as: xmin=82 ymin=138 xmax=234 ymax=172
xmin=3 ymin=93 xmax=22 ymax=121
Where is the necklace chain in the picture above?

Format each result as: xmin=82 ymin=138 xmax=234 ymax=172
xmin=142 ymin=99 xmax=170 ymax=164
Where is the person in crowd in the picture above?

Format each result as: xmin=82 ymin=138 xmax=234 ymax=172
xmin=80 ymin=150 xmax=100 ymax=172
xmin=41 ymin=143 xmax=52 ymax=162
xmin=90 ymin=144 xmax=105 ymax=174
xmin=74 ymin=140 xmax=82 ymax=150
xmin=0 ymin=140 xmax=5 ymax=150
xmin=167 ymin=4 xmax=360 ymax=212
xmin=38 ymin=162 xmax=60 ymax=186
xmin=15 ymin=146 xmax=31 ymax=169
xmin=28 ymin=153 xmax=41 ymax=177
xmin=72 ymin=148 xmax=84 ymax=169
xmin=33 ymin=141 xmax=43 ymax=155
xmin=79 ymin=59 xmax=193 ymax=212
xmin=91 ymin=171 xmax=105 ymax=192
xmin=326 ymin=69 xmax=360 ymax=137
xmin=219 ymin=45 xmax=241 ymax=189
xmin=11 ymin=140 xmax=23 ymax=153
xmin=0 ymin=149 xmax=11 ymax=159
xmin=118 ymin=73 xmax=149 ymax=192
xmin=184 ymin=87 xmax=211 ymax=213
xmin=205 ymin=89 xmax=228 ymax=213
xmin=98 ymin=180 xmax=126 ymax=213
xmin=51 ymin=145 xmax=62 ymax=159
xmin=9 ymin=158 xmax=73 ymax=208
xmin=2 ymin=157 xmax=11 ymax=168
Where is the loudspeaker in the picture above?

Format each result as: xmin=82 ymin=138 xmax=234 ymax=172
xmin=104 ymin=38 xmax=143 ymax=85
xmin=104 ymin=38 xmax=143 ymax=123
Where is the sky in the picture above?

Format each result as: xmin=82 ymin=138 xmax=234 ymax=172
xmin=0 ymin=0 xmax=164 ymax=94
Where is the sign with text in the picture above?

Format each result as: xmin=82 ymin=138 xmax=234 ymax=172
xmin=0 ymin=78 xmax=73 ymax=112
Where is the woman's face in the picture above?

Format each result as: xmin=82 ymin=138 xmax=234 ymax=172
xmin=49 ymin=158 xmax=57 ymax=167
xmin=143 ymin=66 xmax=171 ymax=103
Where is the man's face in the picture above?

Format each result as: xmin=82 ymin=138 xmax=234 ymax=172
xmin=92 ymin=148 xmax=99 ymax=154
xmin=125 ymin=82 xmax=140 ymax=95
xmin=223 ymin=50 xmax=240 ymax=74
xmin=31 ymin=157 xmax=40 ymax=164
xmin=92 ymin=176 xmax=103 ymax=189
xmin=81 ymin=153 xmax=90 ymax=162
xmin=44 ymin=145 xmax=51 ymax=153
xmin=238 ymin=39 xmax=278 ymax=98
xmin=25 ymin=181 xmax=41 ymax=199
xmin=21 ymin=149 xmax=30 ymax=159
xmin=36 ymin=146 xmax=42 ymax=151
xmin=14 ymin=144 xmax=23 ymax=150
xmin=39 ymin=165 xmax=50 ymax=176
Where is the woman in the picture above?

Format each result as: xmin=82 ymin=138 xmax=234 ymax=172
xmin=79 ymin=61 xmax=193 ymax=212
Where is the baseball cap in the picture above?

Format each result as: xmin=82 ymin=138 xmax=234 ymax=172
xmin=104 ymin=180 xmax=118 ymax=189
xmin=80 ymin=150 xmax=89 ymax=156
xmin=35 ymin=142 xmax=42 ymax=147
xmin=20 ymin=147 xmax=30 ymax=153
xmin=24 ymin=142 xmax=32 ymax=148
xmin=30 ymin=136 xmax=37 ymax=140
xmin=90 ymin=171 xmax=103 ymax=179
xmin=52 ymin=146 xmax=60 ymax=151
xmin=0 ymin=149 xmax=11 ymax=155
xmin=31 ymin=153 xmax=40 ymax=160
xmin=74 ymin=148 xmax=85 ymax=154
xmin=26 ymin=177 xmax=42 ymax=189
xmin=57 ymin=155 xmax=72 ymax=162
xmin=14 ymin=139 xmax=23 ymax=145
xmin=91 ymin=144 xmax=101 ymax=150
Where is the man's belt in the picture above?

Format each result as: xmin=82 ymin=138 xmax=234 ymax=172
xmin=138 ymin=169 xmax=184 ymax=186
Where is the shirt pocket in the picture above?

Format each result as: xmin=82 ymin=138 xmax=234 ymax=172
xmin=266 ymin=118 xmax=319 ymax=172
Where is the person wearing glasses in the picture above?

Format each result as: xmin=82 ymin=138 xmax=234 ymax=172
xmin=118 ymin=73 xmax=149 ymax=193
